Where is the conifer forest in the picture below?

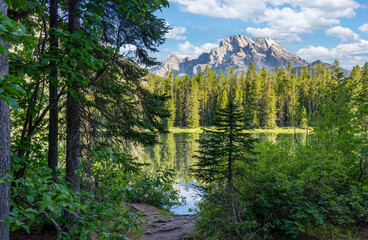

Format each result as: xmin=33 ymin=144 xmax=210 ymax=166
xmin=1 ymin=0 xmax=368 ymax=239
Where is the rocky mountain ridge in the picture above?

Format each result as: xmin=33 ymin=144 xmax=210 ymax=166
xmin=152 ymin=35 xmax=310 ymax=76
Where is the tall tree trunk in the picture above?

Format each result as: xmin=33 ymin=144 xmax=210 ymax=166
xmin=48 ymin=0 xmax=59 ymax=182
xmin=0 ymin=1 xmax=11 ymax=239
xmin=65 ymin=0 xmax=81 ymax=222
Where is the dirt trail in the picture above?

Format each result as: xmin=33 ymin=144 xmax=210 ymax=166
xmin=125 ymin=203 xmax=196 ymax=240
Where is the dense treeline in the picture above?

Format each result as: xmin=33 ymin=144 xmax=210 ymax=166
xmin=148 ymin=61 xmax=368 ymax=129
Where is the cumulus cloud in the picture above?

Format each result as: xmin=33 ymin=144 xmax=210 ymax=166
xmin=171 ymin=0 xmax=360 ymax=41
xmin=176 ymin=41 xmax=218 ymax=58
xmin=325 ymin=26 xmax=360 ymax=42
xmin=359 ymin=23 xmax=368 ymax=33
xmin=297 ymin=46 xmax=333 ymax=60
xmin=165 ymin=26 xmax=187 ymax=40
xmin=246 ymin=27 xmax=302 ymax=42
xmin=297 ymin=40 xmax=368 ymax=68
xmin=120 ymin=44 xmax=137 ymax=53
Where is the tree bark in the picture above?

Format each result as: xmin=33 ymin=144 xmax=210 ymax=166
xmin=65 ymin=0 xmax=81 ymax=222
xmin=48 ymin=0 xmax=59 ymax=182
xmin=0 ymin=1 xmax=11 ymax=239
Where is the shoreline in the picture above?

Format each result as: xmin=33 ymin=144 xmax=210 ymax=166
xmin=169 ymin=127 xmax=311 ymax=134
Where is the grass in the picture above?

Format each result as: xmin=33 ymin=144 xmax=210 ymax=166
xmin=303 ymin=224 xmax=360 ymax=240
xmin=169 ymin=126 xmax=312 ymax=134
xmin=248 ymin=127 xmax=312 ymax=134
xmin=169 ymin=127 xmax=204 ymax=133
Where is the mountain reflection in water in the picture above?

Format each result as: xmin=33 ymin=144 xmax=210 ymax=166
xmin=171 ymin=179 xmax=202 ymax=215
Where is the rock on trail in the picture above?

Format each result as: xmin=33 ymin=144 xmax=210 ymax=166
xmin=125 ymin=203 xmax=196 ymax=240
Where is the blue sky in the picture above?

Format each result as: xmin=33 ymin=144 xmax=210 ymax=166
xmin=151 ymin=0 xmax=368 ymax=70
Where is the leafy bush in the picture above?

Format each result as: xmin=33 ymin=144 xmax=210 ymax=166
xmin=123 ymin=169 xmax=184 ymax=209
xmin=242 ymin=138 xmax=368 ymax=238
xmin=4 ymin=167 xmax=81 ymax=234
xmin=5 ymin=147 xmax=182 ymax=239
xmin=60 ymin=191 xmax=141 ymax=240
xmin=194 ymin=137 xmax=368 ymax=239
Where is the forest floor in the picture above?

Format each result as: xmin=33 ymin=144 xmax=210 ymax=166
xmin=125 ymin=202 xmax=196 ymax=240
xmin=10 ymin=203 xmax=196 ymax=240
xmin=9 ymin=204 xmax=368 ymax=239
xmin=358 ymin=223 xmax=368 ymax=240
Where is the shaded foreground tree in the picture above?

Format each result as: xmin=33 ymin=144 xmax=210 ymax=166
xmin=9 ymin=0 xmax=171 ymax=180
xmin=0 ymin=1 xmax=10 ymax=239
xmin=65 ymin=0 xmax=81 ymax=221
xmin=0 ymin=0 xmax=175 ymax=238
xmin=48 ymin=0 xmax=59 ymax=182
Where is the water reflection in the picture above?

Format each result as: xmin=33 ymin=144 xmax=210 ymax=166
xmin=133 ymin=132 xmax=306 ymax=214
xmin=136 ymin=133 xmax=200 ymax=184
xmin=171 ymin=179 xmax=202 ymax=215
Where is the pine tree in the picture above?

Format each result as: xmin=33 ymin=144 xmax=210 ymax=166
xmin=65 ymin=0 xmax=82 ymax=224
xmin=166 ymin=97 xmax=176 ymax=128
xmin=261 ymin=71 xmax=277 ymax=128
xmin=362 ymin=62 xmax=368 ymax=86
xmin=48 ymin=0 xmax=59 ymax=182
xmin=262 ymin=80 xmax=277 ymax=128
xmin=204 ymin=66 xmax=218 ymax=125
xmin=219 ymin=87 xmax=228 ymax=110
xmin=275 ymin=68 xmax=290 ymax=127
xmin=299 ymin=106 xmax=308 ymax=128
xmin=299 ymin=66 xmax=311 ymax=120
xmin=287 ymin=75 xmax=299 ymax=127
xmin=0 ymin=1 xmax=10 ymax=238
xmin=192 ymin=83 xmax=257 ymax=235
xmin=175 ymin=78 xmax=185 ymax=127
xmin=243 ymin=63 xmax=257 ymax=120
xmin=192 ymin=85 xmax=257 ymax=188
xmin=187 ymin=79 xmax=200 ymax=128
xmin=164 ymin=71 xmax=176 ymax=128
xmin=217 ymin=69 xmax=228 ymax=111
xmin=196 ymin=71 xmax=207 ymax=126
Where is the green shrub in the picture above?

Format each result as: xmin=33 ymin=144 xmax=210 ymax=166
xmin=194 ymin=137 xmax=368 ymax=239
xmin=6 ymin=148 xmax=182 ymax=239
xmin=123 ymin=169 xmax=184 ymax=209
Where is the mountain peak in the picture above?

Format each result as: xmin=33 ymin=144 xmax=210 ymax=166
xmin=255 ymin=37 xmax=279 ymax=48
xmin=153 ymin=35 xmax=309 ymax=76
xmin=219 ymin=35 xmax=253 ymax=48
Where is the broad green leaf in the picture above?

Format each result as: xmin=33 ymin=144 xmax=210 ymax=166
xmin=15 ymin=220 xmax=24 ymax=227
xmin=7 ymin=96 xmax=19 ymax=111
xmin=3 ymin=216 xmax=14 ymax=227
xmin=22 ymin=225 xmax=30 ymax=234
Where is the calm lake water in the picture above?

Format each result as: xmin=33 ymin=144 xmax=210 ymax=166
xmin=134 ymin=132 xmax=306 ymax=215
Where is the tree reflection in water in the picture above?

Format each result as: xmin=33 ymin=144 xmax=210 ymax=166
xmin=131 ymin=132 xmax=305 ymax=214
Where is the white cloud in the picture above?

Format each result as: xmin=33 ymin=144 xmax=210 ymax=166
xmin=176 ymin=41 xmax=218 ymax=58
xmin=120 ymin=44 xmax=137 ymax=52
xmin=173 ymin=0 xmax=266 ymax=20
xmin=325 ymin=26 xmax=360 ymax=42
xmin=172 ymin=0 xmax=360 ymax=42
xmin=297 ymin=40 xmax=368 ymax=69
xmin=246 ymin=27 xmax=302 ymax=42
xmin=165 ymin=26 xmax=187 ymax=40
xmin=359 ymin=23 xmax=368 ymax=33
xmin=297 ymin=46 xmax=333 ymax=60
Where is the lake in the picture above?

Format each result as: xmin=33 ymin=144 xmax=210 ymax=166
xmin=133 ymin=131 xmax=307 ymax=215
